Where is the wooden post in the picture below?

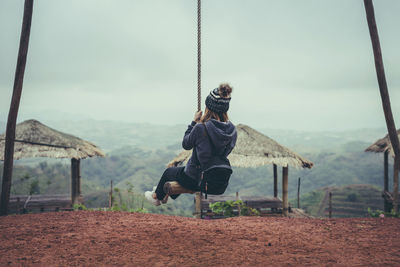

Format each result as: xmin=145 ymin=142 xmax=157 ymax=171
xmin=384 ymin=151 xmax=389 ymax=192
xmin=0 ymin=0 xmax=34 ymax=216
xmin=282 ymin=166 xmax=289 ymax=216
xmin=71 ymin=158 xmax=81 ymax=205
xmin=195 ymin=192 xmax=202 ymax=219
xmin=328 ymin=192 xmax=332 ymax=218
xmin=109 ymin=180 xmax=113 ymax=209
xmin=77 ymin=159 xmax=81 ymax=200
xmin=384 ymin=151 xmax=390 ymax=212
xmin=17 ymin=197 xmax=21 ymax=214
xmin=236 ymin=191 xmax=240 ymax=216
xmin=297 ymin=177 xmax=301 ymax=209
xmin=394 ymin=157 xmax=399 ymax=212
xmin=364 ymin=0 xmax=400 ymax=213
xmin=71 ymin=159 xmax=77 ymax=205
xmin=273 ymin=164 xmax=278 ymax=198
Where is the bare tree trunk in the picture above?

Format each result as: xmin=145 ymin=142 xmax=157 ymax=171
xmin=364 ymin=0 xmax=400 ymax=213
xmin=0 ymin=0 xmax=34 ymax=216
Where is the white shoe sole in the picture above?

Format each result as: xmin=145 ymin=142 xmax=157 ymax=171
xmin=144 ymin=191 xmax=161 ymax=206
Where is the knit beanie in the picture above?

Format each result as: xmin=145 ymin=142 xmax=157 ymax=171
xmin=205 ymin=88 xmax=231 ymax=113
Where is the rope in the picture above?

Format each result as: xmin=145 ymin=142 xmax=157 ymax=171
xmin=197 ymin=0 xmax=201 ymax=111
xmin=195 ymin=0 xmax=203 ymax=219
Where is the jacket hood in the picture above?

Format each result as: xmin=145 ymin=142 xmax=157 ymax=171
xmin=204 ymin=119 xmax=237 ymax=157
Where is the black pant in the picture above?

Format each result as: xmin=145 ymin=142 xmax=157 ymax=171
xmin=155 ymin=167 xmax=199 ymax=200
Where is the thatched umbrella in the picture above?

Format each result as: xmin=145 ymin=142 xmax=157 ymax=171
xmin=168 ymin=124 xmax=313 ymax=168
xmin=365 ymin=129 xmax=400 ymax=157
xmin=0 ymin=119 xmax=105 ymax=205
xmin=365 ymin=129 xmax=400 ymax=212
xmin=168 ymin=124 xmax=313 ymax=216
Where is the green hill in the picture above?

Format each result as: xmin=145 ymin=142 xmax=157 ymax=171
xmin=1 ymin=120 xmax=390 ymax=217
xmin=299 ymin=184 xmax=383 ymax=218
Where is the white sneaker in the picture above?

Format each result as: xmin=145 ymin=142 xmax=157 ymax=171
xmin=144 ymin=187 xmax=161 ymax=206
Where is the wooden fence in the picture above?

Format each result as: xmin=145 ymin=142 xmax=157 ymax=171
xmin=8 ymin=194 xmax=73 ymax=214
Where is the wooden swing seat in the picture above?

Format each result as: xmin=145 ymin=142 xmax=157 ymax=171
xmin=164 ymin=181 xmax=196 ymax=195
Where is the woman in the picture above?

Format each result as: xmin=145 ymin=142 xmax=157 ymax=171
xmin=145 ymin=83 xmax=237 ymax=205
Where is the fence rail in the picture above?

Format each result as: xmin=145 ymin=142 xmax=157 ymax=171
xmin=8 ymin=194 xmax=73 ymax=214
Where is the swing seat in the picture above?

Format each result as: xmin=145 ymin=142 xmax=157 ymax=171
xmin=163 ymin=181 xmax=196 ymax=195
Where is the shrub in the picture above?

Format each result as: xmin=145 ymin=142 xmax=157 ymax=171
xmin=73 ymin=204 xmax=88 ymax=211
xmin=29 ymin=180 xmax=40 ymax=195
xmin=368 ymin=208 xmax=399 ymax=218
xmin=209 ymin=200 xmax=260 ymax=217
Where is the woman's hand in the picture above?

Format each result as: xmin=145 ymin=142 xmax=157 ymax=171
xmin=193 ymin=110 xmax=203 ymax=122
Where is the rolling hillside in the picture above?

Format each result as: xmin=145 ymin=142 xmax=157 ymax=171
xmin=300 ymin=184 xmax=383 ymax=217
xmin=1 ymin=119 xmax=391 ymax=217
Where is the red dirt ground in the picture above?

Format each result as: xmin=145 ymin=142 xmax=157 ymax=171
xmin=0 ymin=211 xmax=399 ymax=266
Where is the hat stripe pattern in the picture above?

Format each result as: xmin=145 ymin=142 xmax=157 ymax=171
xmin=205 ymin=88 xmax=231 ymax=113
xmin=210 ymin=88 xmax=231 ymax=101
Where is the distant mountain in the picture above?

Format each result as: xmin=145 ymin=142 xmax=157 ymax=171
xmin=0 ymin=115 xmax=389 ymax=153
xmin=40 ymin=119 xmax=187 ymax=152
xmin=0 ymin=114 xmax=388 ymax=154
xmin=15 ymin=118 xmax=386 ymax=155
xmin=259 ymin=127 xmax=386 ymax=154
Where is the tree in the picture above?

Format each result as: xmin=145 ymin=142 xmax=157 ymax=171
xmin=364 ymin=0 xmax=400 ymax=212
xmin=0 ymin=0 xmax=34 ymax=215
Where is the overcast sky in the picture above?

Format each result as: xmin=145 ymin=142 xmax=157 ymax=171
xmin=0 ymin=0 xmax=399 ymax=131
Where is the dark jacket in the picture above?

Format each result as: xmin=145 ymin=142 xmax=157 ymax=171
xmin=182 ymin=119 xmax=237 ymax=181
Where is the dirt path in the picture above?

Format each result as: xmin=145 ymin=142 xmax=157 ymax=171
xmin=1 ymin=211 xmax=399 ymax=266
xmin=317 ymin=188 xmax=331 ymax=217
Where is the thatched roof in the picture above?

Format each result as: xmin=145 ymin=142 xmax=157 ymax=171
xmin=0 ymin=119 xmax=105 ymax=160
xmin=365 ymin=129 xmax=400 ymax=157
xmin=168 ymin=124 xmax=313 ymax=169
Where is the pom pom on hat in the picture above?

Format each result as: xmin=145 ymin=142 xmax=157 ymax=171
xmin=205 ymin=84 xmax=232 ymax=113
